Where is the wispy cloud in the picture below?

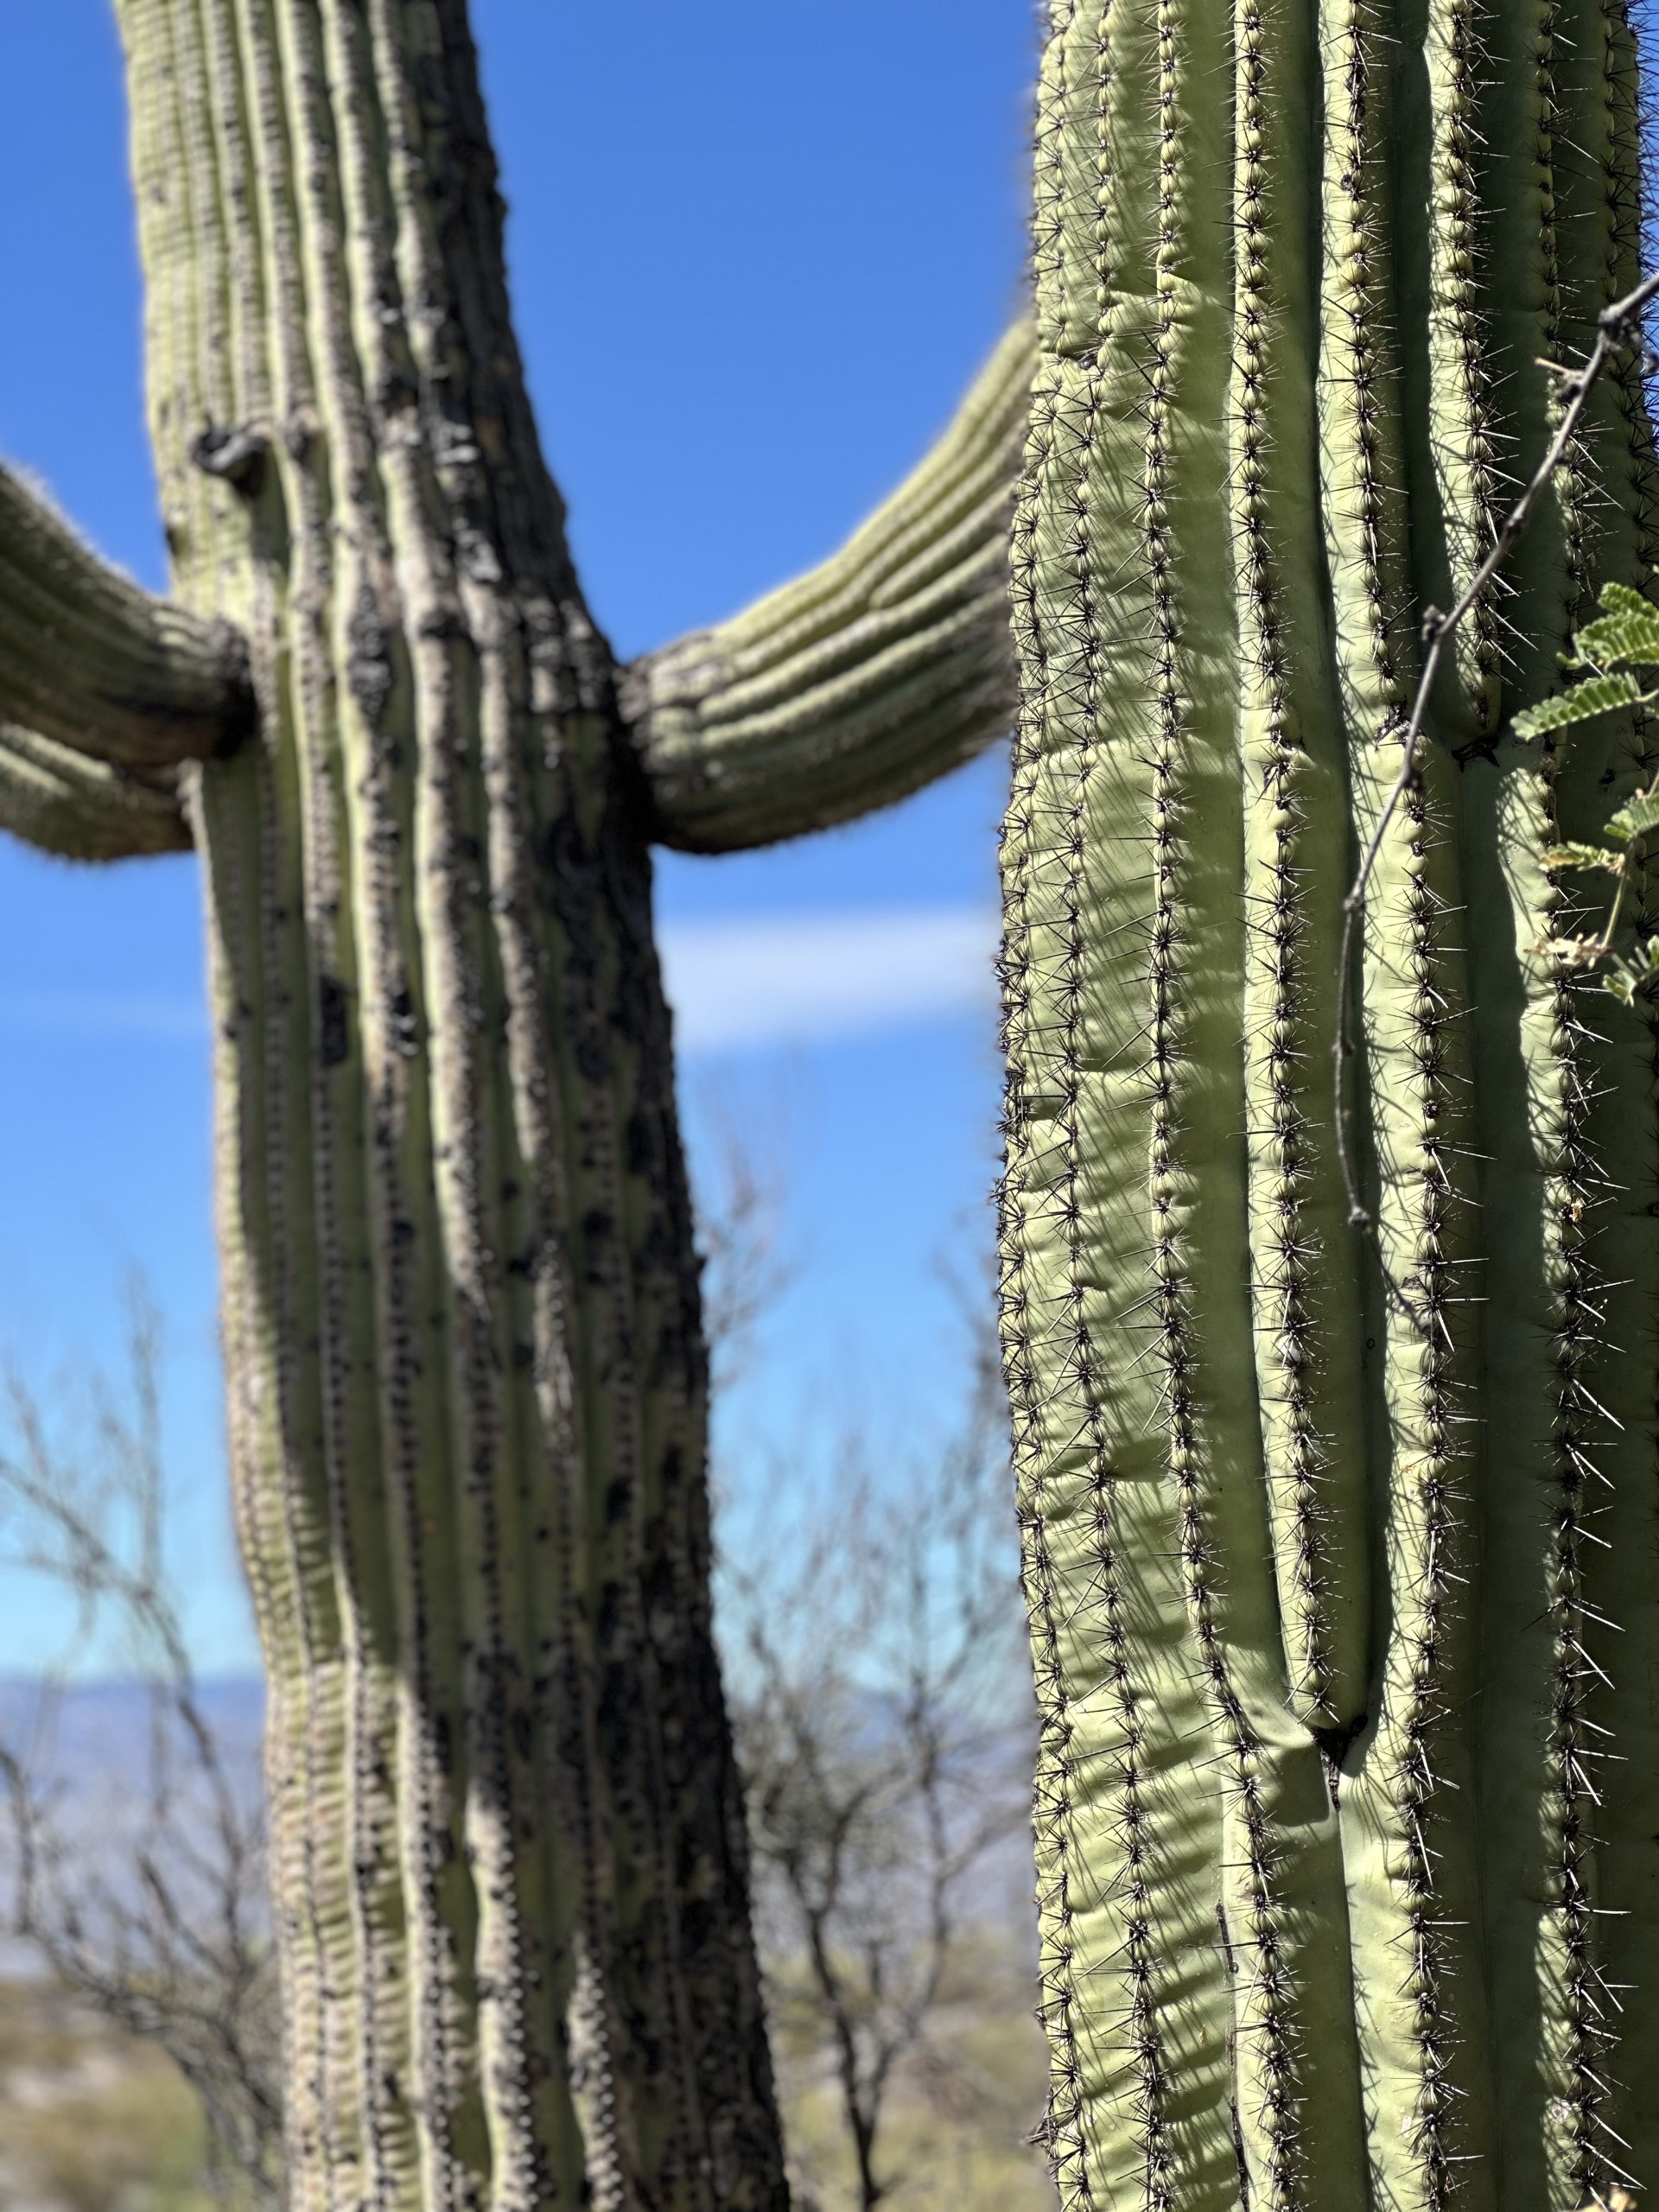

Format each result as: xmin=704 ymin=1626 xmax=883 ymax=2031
xmin=659 ymin=906 xmax=999 ymax=1053
xmin=0 ymin=990 xmax=207 ymax=1041
xmin=0 ymin=906 xmax=1001 ymax=1056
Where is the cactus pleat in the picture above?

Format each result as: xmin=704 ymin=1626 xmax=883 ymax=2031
xmin=1005 ymin=0 xmax=1659 ymax=2202
xmin=1232 ymin=0 xmax=1372 ymax=1743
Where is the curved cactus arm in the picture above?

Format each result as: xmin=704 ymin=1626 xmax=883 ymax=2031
xmin=625 ymin=319 xmax=1031 ymax=853
xmin=0 ymin=723 xmax=190 ymax=861
xmin=0 ymin=460 xmax=252 ymax=771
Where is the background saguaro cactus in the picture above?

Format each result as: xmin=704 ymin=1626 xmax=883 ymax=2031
xmin=0 ymin=4 xmax=1031 ymax=2207
xmin=1000 ymin=0 xmax=1659 ymax=2202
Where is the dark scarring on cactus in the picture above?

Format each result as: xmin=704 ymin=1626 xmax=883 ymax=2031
xmin=1001 ymin=0 xmax=1659 ymax=2203
xmin=0 ymin=5 xmax=1030 ymax=2207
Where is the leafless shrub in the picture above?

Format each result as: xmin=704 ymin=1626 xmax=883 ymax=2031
xmin=0 ymin=1284 xmax=282 ymax=2206
xmin=691 ymin=1084 xmax=795 ymax=1391
xmin=721 ymin=1299 xmax=1034 ymax=2212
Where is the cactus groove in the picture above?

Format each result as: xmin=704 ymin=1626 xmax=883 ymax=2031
xmin=1001 ymin=0 xmax=1659 ymax=2202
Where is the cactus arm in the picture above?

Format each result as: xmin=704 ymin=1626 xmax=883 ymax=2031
xmin=0 ymin=726 xmax=189 ymax=859
xmin=0 ymin=460 xmax=252 ymax=771
xmin=624 ymin=320 xmax=1031 ymax=855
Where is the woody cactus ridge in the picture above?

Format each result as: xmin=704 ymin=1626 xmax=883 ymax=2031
xmin=1001 ymin=0 xmax=1659 ymax=2203
xmin=0 ymin=4 xmax=1029 ymax=2208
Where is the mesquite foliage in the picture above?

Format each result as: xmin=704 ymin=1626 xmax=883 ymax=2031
xmin=1001 ymin=0 xmax=1659 ymax=2204
xmin=0 ymin=4 xmax=1027 ymax=2208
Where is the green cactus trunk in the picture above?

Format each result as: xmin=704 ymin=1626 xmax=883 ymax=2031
xmin=1001 ymin=0 xmax=1659 ymax=2203
xmin=116 ymin=3 xmax=780 ymax=2205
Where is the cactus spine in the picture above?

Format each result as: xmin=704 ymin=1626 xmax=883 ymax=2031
xmin=1002 ymin=0 xmax=1659 ymax=2202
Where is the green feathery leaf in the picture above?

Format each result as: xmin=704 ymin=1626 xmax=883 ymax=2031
xmin=1605 ymin=937 xmax=1659 ymax=1005
xmin=1544 ymin=840 xmax=1628 ymax=875
xmin=1605 ymin=791 xmax=1659 ymax=845
xmin=1567 ymin=582 xmax=1659 ymax=669
xmin=1512 ymin=670 xmax=1646 ymax=737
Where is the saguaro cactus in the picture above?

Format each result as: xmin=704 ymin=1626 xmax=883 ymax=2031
xmin=1001 ymin=0 xmax=1659 ymax=2203
xmin=0 ymin=5 xmax=1030 ymax=2207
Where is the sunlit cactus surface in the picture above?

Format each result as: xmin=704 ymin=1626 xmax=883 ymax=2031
xmin=999 ymin=0 xmax=1659 ymax=2203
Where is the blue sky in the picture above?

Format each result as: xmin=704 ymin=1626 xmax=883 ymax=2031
xmin=0 ymin=3 xmax=1033 ymax=1672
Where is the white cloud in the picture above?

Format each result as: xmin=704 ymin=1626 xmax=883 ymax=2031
xmin=0 ymin=906 xmax=1002 ymax=1056
xmin=658 ymin=906 xmax=1000 ymax=1053
xmin=0 ymin=989 xmax=206 ymax=1040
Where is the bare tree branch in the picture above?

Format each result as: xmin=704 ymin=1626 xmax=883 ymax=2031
xmin=721 ymin=1310 xmax=1033 ymax=2212
xmin=0 ymin=1284 xmax=280 ymax=2207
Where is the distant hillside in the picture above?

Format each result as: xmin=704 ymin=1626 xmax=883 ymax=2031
xmin=0 ymin=1676 xmax=265 ymax=1978
xmin=0 ymin=1676 xmax=264 ymax=1777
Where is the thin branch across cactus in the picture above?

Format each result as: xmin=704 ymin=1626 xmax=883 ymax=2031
xmin=1332 ymin=263 xmax=1659 ymax=1250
